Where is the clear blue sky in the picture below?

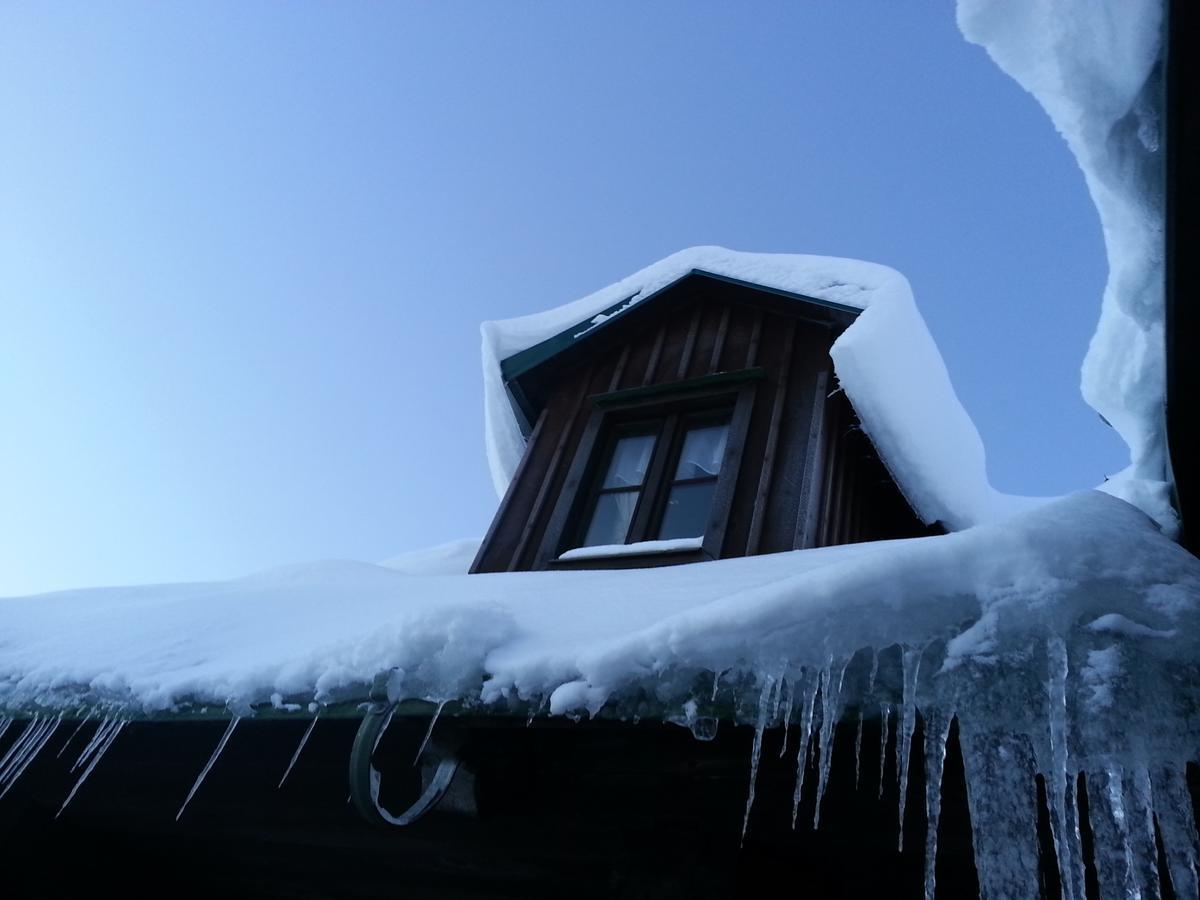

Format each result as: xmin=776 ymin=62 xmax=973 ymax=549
xmin=0 ymin=2 xmax=1126 ymax=597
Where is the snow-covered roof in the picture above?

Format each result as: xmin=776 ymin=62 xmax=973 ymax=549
xmin=482 ymin=247 xmax=1044 ymax=532
xmin=3 ymin=490 xmax=1197 ymax=897
xmin=1 ymin=491 xmax=1195 ymax=722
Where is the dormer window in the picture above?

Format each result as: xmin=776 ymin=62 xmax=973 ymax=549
xmin=536 ymin=368 xmax=760 ymax=568
xmin=576 ymin=410 xmax=733 ymax=549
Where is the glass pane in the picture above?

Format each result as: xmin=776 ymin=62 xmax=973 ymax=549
xmin=601 ymin=433 xmax=656 ymax=488
xmin=582 ymin=489 xmax=640 ymax=547
xmin=673 ymin=422 xmax=729 ymax=480
xmin=658 ymin=480 xmax=718 ymax=540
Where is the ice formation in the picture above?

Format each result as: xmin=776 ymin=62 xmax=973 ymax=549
xmin=2 ymin=491 xmax=1198 ymax=894
xmin=957 ymin=0 xmax=1171 ymax=533
xmin=482 ymin=246 xmax=1044 ymax=533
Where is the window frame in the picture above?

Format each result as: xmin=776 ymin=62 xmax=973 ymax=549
xmin=536 ymin=368 xmax=761 ymax=569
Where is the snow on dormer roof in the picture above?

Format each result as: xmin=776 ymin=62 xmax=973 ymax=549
xmin=481 ymin=246 xmax=1044 ymax=532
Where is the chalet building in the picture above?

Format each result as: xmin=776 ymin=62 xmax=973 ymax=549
xmin=472 ymin=269 xmax=933 ymax=576
xmin=4 ymin=244 xmax=1193 ymax=899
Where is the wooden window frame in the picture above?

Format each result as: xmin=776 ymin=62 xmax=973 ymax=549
xmin=535 ymin=368 xmax=761 ymax=569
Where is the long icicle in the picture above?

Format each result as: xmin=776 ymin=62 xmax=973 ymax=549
xmin=791 ymin=668 xmax=821 ymax=828
xmin=921 ymin=708 xmax=953 ymax=900
xmin=0 ymin=715 xmax=42 ymax=779
xmin=278 ymin=713 xmax=319 ymax=789
xmin=741 ymin=675 xmax=777 ymax=844
xmin=56 ymin=712 xmax=95 ymax=759
xmin=878 ymin=703 xmax=891 ymax=800
xmin=778 ymin=674 xmax=797 ymax=758
xmin=57 ymin=720 xmax=125 ymax=817
xmin=176 ymin=717 xmax=241 ymax=821
xmin=1046 ymin=636 xmax=1085 ymax=900
xmin=0 ymin=716 xmax=62 ymax=800
xmin=414 ymin=700 xmax=448 ymax=765
xmin=0 ymin=716 xmax=54 ymax=786
xmin=896 ymin=646 xmax=923 ymax=851
xmin=71 ymin=716 xmax=115 ymax=773
xmin=813 ymin=658 xmax=848 ymax=829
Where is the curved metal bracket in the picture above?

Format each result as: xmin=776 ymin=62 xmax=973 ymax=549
xmin=349 ymin=702 xmax=461 ymax=827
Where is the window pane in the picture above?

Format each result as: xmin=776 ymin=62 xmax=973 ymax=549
xmin=658 ymin=480 xmax=718 ymax=540
xmin=673 ymin=422 xmax=729 ymax=480
xmin=601 ymin=433 xmax=656 ymax=488
xmin=582 ymin=490 xmax=640 ymax=547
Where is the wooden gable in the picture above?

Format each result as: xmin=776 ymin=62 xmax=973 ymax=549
xmin=471 ymin=271 xmax=932 ymax=574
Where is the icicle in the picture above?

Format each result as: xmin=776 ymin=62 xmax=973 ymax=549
xmin=895 ymin=646 xmax=922 ymax=851
xmin=414 ymin=700 xmax=448 ymax=765
xmin=777 ymin=676 xmax=796 ymax=758
xmin=770 ymin=664 xmax=788 ymax=723
xmin=921 ymin=708 xmax=952 ymax=900
xmin=958 ymin=727 xmax=1042 ymax=899
xmin=740 ymin=675 xmax=777 ymax=844
xmin=56 ymin=720 xmax=125 ymax=817
xmin=1150 ymin=766 xmax=1200 ymax=899
xmin=0 ymin=716 xmax=11 ymax=744
xmin=1045 ymin=637 xmax=1086 ymax=900
xmin=277 ymin=713 xmax=319 ymax=789
xmin=878 ymin=703 xmax=891 ymax=800
xmin=0 ymin=716 xmax=55 ymax=787
xmin=813 ymin=658 xmax=849 ymax=829
xmin=1124 ymin=767 xmax=1163 ymax=900
xmin=0 ymin=715 xmax=42 ymax=779
xmin=71 ymin=716 xmax=115 ymax=773
xmin=176 ymin=717 xmax=240 ymax=821
xmin=853 ymin=711 xmax=864 ymax=790
xmin=866 ymin=649 xmax=879 ymax=695
xmin=1086 ymin=767 xmax=1154 ymax=899
xmin=790 ymin=669 xmax=821 ymax=828
xmin=0 ymin=715 xmax=61 ymax=800
xmin=56 ymin=712 xmax=94 ymax=759
xmin=711 ymin=669 xmax=723 ymax=702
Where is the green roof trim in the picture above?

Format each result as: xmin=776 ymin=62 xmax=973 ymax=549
xmin=498 ymin=268 xmax=862 ymax=386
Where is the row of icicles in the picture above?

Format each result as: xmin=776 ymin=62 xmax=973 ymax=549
xmin=0 ymin=711 xmax=319 ymax=822
xmin=3 ymin=640 xmax=1198 ymax=900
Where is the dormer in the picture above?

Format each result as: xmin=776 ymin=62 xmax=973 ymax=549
xmin=471 ymin=263 xmax=934 ymax=574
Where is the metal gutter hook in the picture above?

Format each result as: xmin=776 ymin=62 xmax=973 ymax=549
xmin=348 ymin=702 xmax=461 ymax=827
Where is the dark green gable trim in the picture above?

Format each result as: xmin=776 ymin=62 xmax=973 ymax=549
xmin=499 ymin=269 xmax=861 ymax=384
xmin=499 ymin=268 xmax=862 ymax=432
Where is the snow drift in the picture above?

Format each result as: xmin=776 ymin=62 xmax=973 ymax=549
xmin=957 ymin=0 xmax=1172 ymax=533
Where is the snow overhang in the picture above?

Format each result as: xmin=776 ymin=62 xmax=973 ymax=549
xmin=482 ymin=246 xmax=1046 ymax=532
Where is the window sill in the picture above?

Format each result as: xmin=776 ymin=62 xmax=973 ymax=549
xmin=557 ymin=536 xmax=705 ymax=562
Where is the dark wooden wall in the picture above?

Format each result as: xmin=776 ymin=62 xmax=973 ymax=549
xmin=472 ymin=279 xmax=929 ymax=574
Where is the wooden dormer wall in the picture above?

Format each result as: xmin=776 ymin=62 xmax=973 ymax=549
xmin=470 ymin=281 xmax=930 ymax=574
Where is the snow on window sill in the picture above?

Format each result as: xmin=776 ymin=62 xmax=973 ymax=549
xmin=557 ymin=536 xmax=704 ymax=562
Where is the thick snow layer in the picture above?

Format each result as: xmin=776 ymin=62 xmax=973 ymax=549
xmin=482 ymin=246 xmax=1043 ymax=532
xmin=0 ymin=490 xmax=1193 ymax=721
xmin=957 ymin=0 xmax=1172 ymax=532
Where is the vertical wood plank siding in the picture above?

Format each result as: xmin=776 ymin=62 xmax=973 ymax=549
xmin=471 ymin=283 xmax=928 ymax=573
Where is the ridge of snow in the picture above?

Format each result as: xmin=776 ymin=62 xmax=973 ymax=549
xmin=482 ymin=246 xmax=1047 ymax=532
xmin=957 ymin=0 xmax=1173 ymax=533
xmin=1 ymin=491 xmax=1194 ymax=722
xmin=379 ymin=538 xmax=480 ymax=575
